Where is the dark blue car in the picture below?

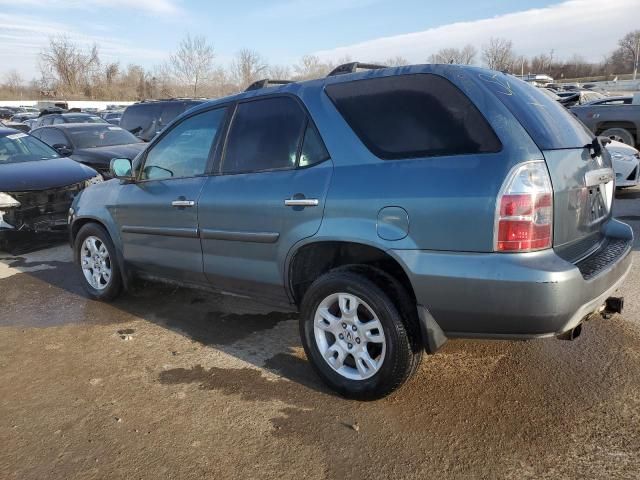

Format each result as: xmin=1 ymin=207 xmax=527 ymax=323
xmin=69 ymin=64 xmax=633 ymax=399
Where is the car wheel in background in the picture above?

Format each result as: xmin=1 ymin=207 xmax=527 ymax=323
xmin=600 ymin=127 xmax=635 ymax=147
xmin=74 ymin=223 xmax=122 ymax=301
xmin=300 ymin=269 xmax=421 ymax=400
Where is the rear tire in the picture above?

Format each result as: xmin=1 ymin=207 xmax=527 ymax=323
xmin=300 ymin=269 xmax=421 ymax=400
xmin=74 ymin=223 xmax=122 ymax=301
xmin=600 ymin=127 xmax=635 ymax=147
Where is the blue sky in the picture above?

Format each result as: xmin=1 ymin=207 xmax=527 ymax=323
xmin=0 ymin=0 xmax=636 ymax=79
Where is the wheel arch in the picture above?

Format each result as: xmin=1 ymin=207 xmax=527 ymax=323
xmin=286 ymin=240 xmax=416 ymax=308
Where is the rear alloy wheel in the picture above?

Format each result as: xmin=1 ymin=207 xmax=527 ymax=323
xmin=300 ymin=269 xmax=420 ymax=400
xmin=74 ymin=223 xmax=122 ymax=301
xmin=600 ymin=127 xmax=635 ymax=146
xmin=314 ymin=292 xmax=386 ymax=381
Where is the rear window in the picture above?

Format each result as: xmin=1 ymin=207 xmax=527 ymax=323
xmin=325 ymin=73 xmax=501 ymax=160
xmin=68 ymin=126 xmax=141 ymax=149
xmin=480 ymin=74 xmax=593 ymax=150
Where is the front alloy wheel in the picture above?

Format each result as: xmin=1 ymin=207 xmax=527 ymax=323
xmin=81 ymin=236 xmax=112 ymax=290
xmin=74 ymin=223 xmax=122 ymax=301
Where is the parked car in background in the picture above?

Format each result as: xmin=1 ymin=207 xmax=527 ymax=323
xmin=31 ymin=123 xmax=146 ymax=175
xmin=0 ymin=121 xmax=31 ymax=133
xmin=70 ymin=64 xmax=632 ymax=399
xmin=607 ymin=140 xmax=640 ymax=188
xmin=10 ymin=112 xmax=39 ymax=123
xmin=0 ymin=128 xmax=101 ymax=250
xmin=32 ymin=112 xmax=107 ymax=129
xmin=581 ymin=96 xmax=633 ymax=107
xmin=102 ymin=111 xmax=123 ymax=125
xmin=556 ymin=90 xmax=605 ymax=107
xmin=23 ymin=118 xmax=39 ymax=130
xmin=0 ymin=108 xmax=14 ymax=120
xmin=119 ymin=99 xmax=204 ymax=141
xmin=572 ymin=100 xmax=640 ymax=147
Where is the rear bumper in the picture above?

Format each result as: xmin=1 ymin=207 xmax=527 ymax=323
xmin=392 ymin=219 xmax=633 ymax=339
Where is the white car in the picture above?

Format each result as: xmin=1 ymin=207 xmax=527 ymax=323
xmin=607 ymin=140 xmax=640 ymax=188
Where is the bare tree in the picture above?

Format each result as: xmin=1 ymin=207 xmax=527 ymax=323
xmin=482 ymin=37 xmax=515 ymax=71
xmin=610 ymin=30 xmax=640 ymax=78
xmin=3 ymin=70 xmax=24 ymax=96
xmin=384 ymin=56 xmax=409 ymax=66
xmin=428 ymin=45 xmax=476 ymax=65
xmin=268 ymin=64 xmax=291 ymax=80
xmin=293 ymin=54 xmax=331 ymax=80
xmin=231 ymin=48 xmax=267 ymax=89
xmin=169 ymin=35 xmax=215 ymax=97
xmin=40 ymin=36 xmax=100 ymax=95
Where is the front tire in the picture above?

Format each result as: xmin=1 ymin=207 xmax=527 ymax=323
xmin=74 ymin=223 xmax=122 ymax=301
xmin=300 ymin=269 xmax=421 ymax=400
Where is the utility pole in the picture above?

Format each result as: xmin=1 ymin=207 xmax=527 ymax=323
xmin=634 ymin=35 xmax=640 ymax=81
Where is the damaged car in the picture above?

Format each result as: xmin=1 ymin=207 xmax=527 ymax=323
xmin=0 ymin=128 xmax=102 ymax=250
xmin=30 ymin=123 xmax=146 ymax=176
xmin=607 ymin=139 xmax=640 ymax=188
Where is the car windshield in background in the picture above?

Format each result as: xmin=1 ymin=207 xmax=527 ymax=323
xmin=65 ymin=115 xmax=105 ymax=124
xmin=480 ymin=74 xmax=593 ymax=150
xmin=0 ymin=133 xmax=60 ymax=164
xmin=67 ymin=126 xmax=142 ymax=149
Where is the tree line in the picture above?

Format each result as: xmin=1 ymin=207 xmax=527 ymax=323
xmin=1 ymin=30 xmax=639 ymax=101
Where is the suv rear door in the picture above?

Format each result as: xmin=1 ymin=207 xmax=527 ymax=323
xmin=483 ymin=75 xmax=614 ymax=261
xmin=198 ymin=95 xmax=332 ymax=302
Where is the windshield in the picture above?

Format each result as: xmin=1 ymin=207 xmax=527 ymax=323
xmin=0 ymin=132 xmax=60 ymax=164
xmin=67 ymin=126 xmax=142 ymax=149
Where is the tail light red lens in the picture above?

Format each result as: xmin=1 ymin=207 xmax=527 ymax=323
xmin=495 ymin=161 xmax=553 ymax=252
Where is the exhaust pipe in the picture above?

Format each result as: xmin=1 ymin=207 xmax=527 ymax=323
xmin=604 ymin=296 xmax=624 ymax=315
xmin=557 ymin=324 xmax=582 ymax=341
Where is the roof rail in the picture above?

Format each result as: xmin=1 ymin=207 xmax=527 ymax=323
xmin=327 ymin=62 xmax=387 ymax=77
xmin=245 ymin=79 xmax=293 ymax=92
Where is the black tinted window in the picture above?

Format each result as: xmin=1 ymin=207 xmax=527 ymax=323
xmin=326 ymin=74 xmax=501 ymax=159
xmin=299 ymin=123 xmax=329 ymax=167
xmin=222 ymin=97 xmax=306 ymax=174
xmin=480 ymin=74 xmax=593 ymax=149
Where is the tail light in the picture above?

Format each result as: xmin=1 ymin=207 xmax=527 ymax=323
xmin=495 ymin=161 xmax=553 ymax=252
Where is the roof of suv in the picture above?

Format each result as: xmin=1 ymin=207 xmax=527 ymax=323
xmin=187 ymin=63 xmax=489 ymax=116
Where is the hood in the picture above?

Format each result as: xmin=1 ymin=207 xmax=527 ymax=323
xmin=72 ymin=143 xmax=146 ymax=166
xmin=0 ymin=157 xmax=98 ymax=192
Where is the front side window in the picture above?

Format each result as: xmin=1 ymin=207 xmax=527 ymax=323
xmin=325 ymin=74 xmax=502 ymax=159
xmin=141 ymin=107 xmax=227 ymax=181
xmin=222 ymin=97 xmax=306 ymax=174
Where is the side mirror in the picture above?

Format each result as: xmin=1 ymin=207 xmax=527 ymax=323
xmin=110 ymin=157 xmax=133 ymax=180
xmin=53 ymin=143 xmax=72 ymax=156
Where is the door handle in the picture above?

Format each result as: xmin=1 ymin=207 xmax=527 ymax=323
xmin=284 ymin=198 xmax=319 ymax=207
xmin=172 ymin=200 xmax=195 ymax=207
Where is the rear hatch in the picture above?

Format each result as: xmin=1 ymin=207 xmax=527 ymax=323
xmin=484 ymin=75 xmax=614 ymax=262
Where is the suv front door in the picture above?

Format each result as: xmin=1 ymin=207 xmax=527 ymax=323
xmin=199 ymin=96 xmax=333 ymax=302
xmin=114 ymin=107 xmax=228 ymax=283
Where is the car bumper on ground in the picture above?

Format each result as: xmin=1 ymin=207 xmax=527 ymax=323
xmin=393 ymin=219 xmax=633 ymax=341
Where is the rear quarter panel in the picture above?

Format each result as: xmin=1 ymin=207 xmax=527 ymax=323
xmin=298 ymin=66 xmax=543 ymax=253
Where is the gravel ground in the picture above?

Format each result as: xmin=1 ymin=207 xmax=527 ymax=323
xmin=1 ymin=188 xmax=640 ymax=480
